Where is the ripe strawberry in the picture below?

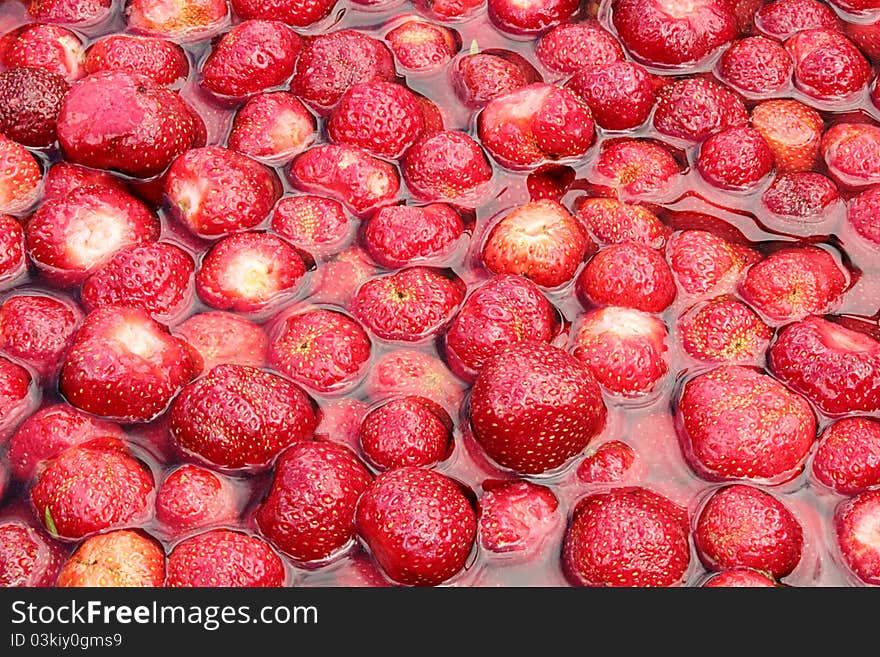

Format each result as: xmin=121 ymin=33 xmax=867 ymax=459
xmin=829 ymin=0 xmax=880 ymax=11
xmin=847 ymin=187 xmax=880 ymax=249
xmin=57 ymin=70 xmax=205 ymax=179
xmin=41 ymin=162 xmax=127 ymax=202
xmin=402 ymin=131 xmax=493 ymax=206
xmin=478 ymin=479 xmax=560 ymax=556
xmin=266 ymin=307 xmax=372 ymax=394
xmin=0 ymin=293 xmax=83 ymax=379
xmin=415 ymin=0 xmax=483 ymax=20
xmin=363 ymin=203 xmax=464 ymax=270
xmin=576 ymin=440 xmax=637 ymax=484
xmin=0 ymin=214 xmax=25 ymax=287
xmin=702 ymin=569 xmax=778 ymax=587
xmin=85 ymin=34 xmax=188 ymax=86
xmin=355 ymin=466 xmax=477 ymax=586
xmin=526 ymin=164 xmax=575 ymax=202
xmin=256 ymin=441 xmax=372 ymax=563
xmin=0 ymin=23 xmax=85 ymax=82
xmin=290 ymin=29 xmax=396 ymax=112
xmin=845 ymin=19 xmax=880 ymax=62
xmin=751 ymin=99 xmax=823 ymax=173
xmin=270 ymin=195 xmax=349 ymax=256
xmin=768 ymin=316 xmax=880 ymax=416
xmin=0 ymin=520 xmax=66 ymax=587
xmin=290 ymin=144 xmax=400 ymax=216
xmin=56 ymin=529 xmax=165 ymax=587
xmin=308 ymin=246 xmax=377 ymax=307
xmin=30 ymin=441 xmax=154 ymax=540
xmin=228 ymin=92 xmax=316 ymax=165
xmin=451 ymin=49 xmax=541 ymax=110
xmin=755 ymin=0 xmax=841 ymax=40
xmin=698 ymin=127 xmax=774 ymax=191
xmin=592 ymin=139 xmax=682 ymax=200
xmin=786 ymin=29 xmax=872 ymax=101
xmin=676 ymin=365 xmax=817 ymax=484
xmin=173 ymin=311 xmax=267 ymax=374
xmin=0 ymin=66 xmax=69 ymax=147
xmin=716 ymin=36 xmax=794 ymax=97
xmin=677 ymin=296 xmax=772 ymax=365
xmin=165 ymin=529 xmax=286 ymax=587
xmin=576 ymin=198 xmax=670 ymax=250
xmin=359 ymin=395 xmax=452 ymax=470
xmin=667 ymin=229 xmax=756 ymax=298
xmin=811 ymin=417 xmax=880 ymax=495
xmin=0 ymin=134 xmax=41 ymax=215
xmin=231 ymin=0 xmax=338 ymax=27
xmin=385 ymin=18 xmax=458 ymax=73
xmin=761 ymin=172 xmax=841 ymax=229
xmin=27 ymin=0 xmax=112 ymax=25
xmin=487 ymin=0 xmax=578 ymax=35
xmin=59 ymin=306 xmax=200 ymax=423
xmin=365 ymin=348 xmax=465 ymax=413
xmin=0 ymin=356 xmax=34 ymax=444
xmin=125 ymin=0 xmax=230 ymax=42
xmin=577 ymin=241 xmax=677 ymax=313
xmin=695 ymin=484 xmax=803 ymax=579
xmin=155 ymin=464 xmax=239 ymax=535
xmin=822 ymin=123 xmax=880 ymax=190
xmin=834 ymin=490 xmax=880 ymax=586
xmin=535 ymin=20 xmax=625 ymax=75
xmin=169 ymin=363 xmax=317 ymax=472
xmin=567 ymin=61 xmax=655 ymax=131
xmin=478 ymin=83 xmax=595 ymax=169
xmin=470 ymin=342 xmax=606 ymax=474
xmin=563 ymin=486 xmax=690 ymax=587
xmin=652 ymin=77 xmax=748 ymax=143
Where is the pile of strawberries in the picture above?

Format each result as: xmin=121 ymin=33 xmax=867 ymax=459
xmin=1 ymin=0 xmax=880 ymax=588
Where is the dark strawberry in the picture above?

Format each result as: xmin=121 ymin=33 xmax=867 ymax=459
xmin=567 ymin=61 xmax=655 ymax=131
xmin=155 ymin=464 xmax=239 ymax=535
xmin=478 ymin=479 xmax=560 ymax=556
xmin=702 ymin=569 xmax=778 ymax=587
xmin=755 ymin=0 xmax=841 ymax=40
xmin=0 ymin=293 xmax=82 ymax=379
xmin=652 ymin=77 xmax=748 ymax=143
xmin=576 ymin=198 xmax=670 ymax=250
xmin=358 ymin=395 xmax=452 ymax=470
xmin=0 ymin=356 xmax=34 ymax=443
xmin=761 ymin=172 xmax=841 ymax=229
xmin=172 ymin=311 xmax=267 ymax=374
xmin=363 ymin=203 xmax=464 ymax=269
xmin=125 ymin=0 xmax=230 ymax=42
xmin=697 ymin=126 xmax=774 ymax=191
xmin=821 ymin=123 xmax=880 ymax=189
xmin=314 ymin=397 xmax=370 ymax=452
xmin=0 ymin=520 xmax=66 ymax=586
xmin=85 ymin=34 xmax=188 ymax=86
xmin=355 ymin=466 xmax=477 ymax=586
xmin=0 ymin=66 xmax=69 ymax=147
xmin=677 ymin=296 xmax=772 ymax=365
xmin=676 ymin=365 xmax=817 ymax=484
xmin=165 ymin=529 xmax=286 ymax=587
xmin=695 ymin=484 xmax=803 ymax=579
xmin=228 ymin=92 xmax=316 ymax=165
xmin=365 ymin=347 xmax=465 ymax=413
xmin=41 ymin=162 xmax=128 ymax=202
xmin=231 ymin=0 xmax=338 ymax=27
xmin=0 ymin=214 xmax=25 ymax=286
xmin=667 ymin=229 xmax=756 ymax=299
xmin=751 ymin=99 xmax=823 ymax=173
xmin=847 ymin=187 xmax=880 ymax=249
xmin=592 ymin=139 xmax=682 ymax=200
xmin=785 ymin=28 xmax=872 ymax=101
xmin=716 ymin=36 xmax=794 ymax=97
xmin=0 ymin=134 xmax=41 ymax=215
xmin=0 ymin=23 xmax=84 ymax=82
xmin=451 ymin=49 xmax=541 ymax=110
xmin=576 ymin=440 xmax=637 ymax=484
xmin=834 ymin=490 xmax=880 ymax=586
xmin=169 ymin=363 xmax=317 ymax=472
xmin=270 ymin=195 xmax=350 ymax=256
xmin=811 ymin=417 xmax=880 ymax=495
xmin=56 ymin=529 xmax=165 ymax=587
xmin=487 ymin=0 xmax=578 ymax=35
xmin=563 ymin=486 xmax=690 ymax=587
xmin=401 ymin=131 xmax=493 ymax=206
xmin=27 ymin=0 xmax=112 ymax=25
xmin=768 ymin=315 xmax=880 ymax=416
xmin=535 ymin=20 xmax=625 ymax=75
xmin=385 ymin=18 xmax=459 ymax=73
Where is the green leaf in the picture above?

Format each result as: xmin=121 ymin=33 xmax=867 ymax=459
xmin=44 ymin=507 xmax=58 ymax=537
xmin=469 ymin=39 xmax=479 ymax=56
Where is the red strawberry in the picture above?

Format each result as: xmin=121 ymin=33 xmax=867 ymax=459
xmin=761 ymin=172 xmax=841 ymax=229
xmin=567 ymin=61 xmax=655 ymax=131
xmin=290 ymin=144 xmax=400 ymax=216
xmin=592 ymin=139 xmax=682 ymax=200
xmin=402 ymin=131 xmax=493 ymax=206
xmin=365 ymin=348 xmax=465 ymax=413
xmin=834 ymin=490 xmax=880 ymax=586
xmin=652 ymin=77 xmax=748 ymax=143
xmin=811 ymin=417 xmax=880 ymax=495
xmin=768 ymin=316 xmax=880 ymax=416
xmin=30 ymin=441 xmax=154 ymax=540
xmin=576 ymin=440 xmax=637 ymax=484
xmin=577 ymin=240 xmax=677 ymax=313
xmin=165 ymin=529 xmax=286 ymax=587
xmin=385 ymin=18 xmax=459 ymax=73
xmin=563 ymin=486 xmax=690 ymax=587
xmin=482 ymin=199 xmax=590 ymax=289
xmin=201 ymin=20 xmax=302 ymax=98
xmin=266 ymin=307 xmax=372 ymax=394
xmin=478 ymin=83 xmax=595 ymax=169
xmin=786 ymin=29 xmax=872 ymax=101
xmin=829 ymin=0 xmax=880 ymax=12
xmin=822 ymin=123 xmax=880 ymax=190
xmin=270 ymin=195 xmax=349 ymax=256
xmin=0 ymin=520 xmax=66 ymax=587
xmin=290 ymin=29 xmax=396 ymax=112
xmin=155 ymin=464 xmax=239 ymax=535
xmin=451 ymin=49 xmax=541 ymax=110
xmin=41 ymin=162 xmax=128 ymax=202
xmin=755 ymin=0 xmax=841 ymax=40
xmin=358 ymin=395 xmax=452 ymax=470
xmin=314 ymin=397 xmax=370 ymax=452
xmin=59 ymin=306 xmax=200 ymax=423
xmin=351 ymin=267 xmax=465 ymax=343
xmin=231 ymin=0 xmax=338 ymax=27
xmin=667 ymin=229 xmax=756 ymax=298
xmin=535 ymin=20 xmax=625 ymax=75
xmin=702 ymin=569 xmax=778 ymax=587
xmin=526 ymin=164 xmax=576 ymax=202
xmin=478 ymin=479 xmax=560 ymax=556
xmin=27 ymin=0 xmax=112 ymax=25
xmin=256 ymin=441 xmax=372 ymax=563
xmin=469 ymin=342 xmax=606 ymax=474
xmin=0 ymin=66 xmax=69 ymax=147
xmin=847 ymin=187 xmax=880 ymax=249
xmin=415 ymin=0 xmax=483 ymax=20
xmin=487 ymin=0 xmax=578 ymax=35
xmin=355 ymin=466 xmax=477 ymax=586
xmin=363 ymin=203 xmax=464 ymax=269
xmin=0 ymin=214 xmax=25 ymax=286
xmin=697 ymin=126 xmax=774 ymax=191
xmin=695 ymin=484 xmax=803 ymax=579
xmin=0 ymin=134 xmax=41 ymax=215
xmin=572 ymin=305 xmax=669 ymax=398
xmin=576 ymin=197 xmax=670 ymax=249
xmin=0 ymin=356 xmax=34 ymax=444
xmin=6 ymin=403 xmax=124 ymax=482
xmin=169 ymin=363 xmax=317 ymax=472
xmin=716 ymin=36 xmax=794 ymax=97
xmin=84 ymin=34 xmax=188 ymax=86
xmin=677 ymin=296 xmax=772 ymax=365
xmin=676 ymin=365 xmax=817 ymax=484
xmin=56 ymin=529 xmax=165 ymax=586
xmin=751 ymin=99 xmax=823 ymax=173
xmin=0 ymin=23 xmax=84 ymax=82
xmin=172 ymin=312 xmax=267 ymax=374
xmin=845 ymin=19 xmax=880 ymax=62
xmin=228 ymin=92 xmax=316 ymax=165
xmin=308 ymin=246 xmax=377 ymax=307
xmin=57 ymin=70 xmax=205 ymax=179
xmin=125 ymin=0 xmax=230 ymax=42
xmin=0 ymin=293 xmax=82 ymax=379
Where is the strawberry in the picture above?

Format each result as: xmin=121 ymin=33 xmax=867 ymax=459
xmin=451 ymin=49 xmax=541 ymax=110
xmin=164 ymin=146 xmax=280 ymax=239
xmin=755 ymin=0 xmax=841 ymax=40
xmin=526 ymin=164 xmax=575 ymax=201
xmin=576 ymin=198 xmax=670 ymax=249
xmin=0 ymin=520 xmax=66 ymax=587
xmin=56 ymin=529 xmax=165 ymax=587
xmin=355 ymin=466 xmax=477 ymax=586
xmin=6 ymin=403 xmax=125 ymax=482
xmin=41 ymin=162 xmax=128 ymax=202
xmin=385 ymin=18 xmax=459 ymax=73
xmin=415 ymin=0 xmax=484 ymax=20
xmin=751 ymin=99 xmax=823 ymax=173
xmin=351 ymin=267 xmax=465 ymax=343
xmin=59 ymin=306 xmax=200 ymax=423
xmin=761 ymin=172 xmax=841 ymax=228
xmin=401 ymin=131 xmax=493 ymax=206
xmin=172 ymin=311 xmax=267 ymax=374
xmin=829 ymin=0 xmax=880 ymax=11
xmin=676 ymin=365 xmax=817 ymax=484
xmin=695 ymin=484 xmax=804 ymax=579
xmin=0 ymin=293 xmax=83 ymax=379
xmin=697 ymin=127 xmax=775 ymax=191
xmin=702 ymin=569 xmax=778 ymax=587
xmin=195 ymin=232 xmax=307 ymax=314
xmin=566 ymin=60 xmax=655 ymax=131
xmin=478 ymin=479 xmax=560 ymax=556
xmin=469 ymin=342 xmax=606 ymax=474
xmin=571 ymin=306 xmax=669 ymax=398
xmin=155 ymin=464 xmax=239 ymax=535
xmin=577 ymin=240 xmax=677 ymax=313
xmin=768 ymin=315 xmax=880 ymax=416
xmin=80 ymin=242 xmax=195 ymax=322
xmin=0 ymin=134 xmax=41 ymax=215
xmin=314 ymin=397 xmax=370 ymax=452
xmin=821 ymin=123 xmax=880 ymax=190
xmin=270 ymin=195 xmax=350 ymax=256
xmin=125 ymin=0 xmax=230 ymax=42
xmin=785 ymin=29 xmax=872 ymax=101
xmin=847 ymin=187 xmax=880 ymax=249
xmin=845 ymin=19 xmax=880 ymax=62
xmin=309 ymin=246 xmax=377 ymax=307
xmin=201 ymin=20 xmax=302 ymax=98
xmin=0 ymin=459 xmax=6 ymax=501
xmin=328 ymin=81 xmax=425 ymax=160
xmin=478 ymin=83 xmax=595 ymax=169
xmin=0 ymin=356 xmax=34 ymax=444
xmin=228 ymin=92 xmax=316 ymax=165
xmin=0 ymin=214 xmax=25 ymax=287
xmin=169 ymin=363 xmax=317 ymax=472
xmin=363 ymin=203 xmax=464 ymax=269
xmin=358 ymin=395 xmax=452 ymax=470
xmin=290 ymin=144 xmax=400 ymax=216
xmin=30 ymin=441 xmax=154 ymax=540
xmin=266 ymin=307 xmax=372 ymax=394
xmin=231 ymin=0 xmax=338 ymax=27
xmin=667 ymin=229 xmax=756 ymax=298
xmin=611 ymin=0 xmax=737 ymax=67
xmin=0 ymin=66 xmax=69 ymax=147
xmin=677 ymin=296 xmax=772 ymax=365
xmin=592 ymin=139 xmax=682 ymax=200
xmin=481 ymin=199 xmax=591 ymax=289
xmin=576 ymin=440 xmax=637 ymax=484
xmin=563 ymin=486 xmax=691 ymax=587
xmin=27 ymin=0 xmax=113 ymax=25
xmin=256 ymin=441 xmax=372 ymax=563
xmin=487 ymin=0 xmax=578 ymax=35
xmin=57 ymin=71 xmax=205 ymax=179
xmin=535 ymin=20 xmax=625 ymax=75
xmin=652 ymin=77 xmax=748 ymax=143
xmin=811 ymin=417 xmax=880 ymax=495
xmin=834 ymin=490 xmax=880 ymax=586
xmin=365 ymin=348 xmax=465 ymax=413
xmin=165 ymin=529 xmax=286 ymax=587
xmin=0 ymin=23 xmax=85 ymax=82
xmin=716 ymin=36 xmax=794 ymax=97
xmin=84 ymin=34 xmax=188 ymax=86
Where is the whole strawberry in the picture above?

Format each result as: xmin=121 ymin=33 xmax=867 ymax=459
xmin=667 ymin=229 xmax=756 ymax=299
xmin=0 ymin=134 xmax=42 ymax=215
xmin=834 ymin=490 xmax=880 ymax=586
xmin=716 ymin=36 xmax=794 ymax=98
xmin=677 ymin=296 xmax=772 ymax=365
xmin=363 ymin=203 xmax=464 ymax=269
xmin=566 ymin=61 xmax=655 ymax=131
xmin=0 ymin=356 xmax=36 ymax=444
xmin=0 ymin=520 xmax=67 ymax=587
xmin=754 ymin=0 xmax=840 ymax=40
xmin=451 ymin=49 xmax=540 ymax=109
xmin=155 ymin=464 xmax=240 ymax=536
xmin=652 ymin=77 xmax=748 ymax=143
xmin=811 ymin=417 xmax=880 ymax=495
xmin=535 ymin=20 xmax=624 ymax=76
xmin=0 ymin=23 xmax=85 ymax=82
xmin=84 ymin=34 xmax=189 ymax=86
xmin=401 ymin=130 xmax=493 ymax=206
xmin=697 ymin=127 xmax=775 ymax=191
xmin=231 ymin=0 xmax=338 ymax=27
xmin=0 ymin=214 xmax=25 ymax=287
xmin=228 ymin=92 xmax=316 ymax=165
xmin=56 ymin=529 xmax=165 ymax=587
xmin=165 ymin=529 xmax=286 ymax=587
xmin=358 ymin=396 xmax=453 ymax=470
xmin=487 ymin=0 xmax=578 ymax=35
xmin=0 ymin=66 xmax=69 ymax=147
xmin=751 ymin=99 xmax=823 ymax=173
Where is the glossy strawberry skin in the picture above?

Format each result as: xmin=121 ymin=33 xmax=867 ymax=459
xmin=0 ymin=520 xmax=67 ymax=587
xmin=0 ymin=294 xmax=83 ymax=379
xmin=0 ymin=134 xmax=42 ymax=215
xmin=576 ymin=440 xmax=637 ymax=484
xmin=0 ymin=66 xmax=69 ymax=147
xmin=576 ymin=198 xmax=670 ymax=250
xmin=667 ymin=230 xmax=756 ymax=299
xmin=487 ymin=0 xmax=578 ymax=35
xmin=478 ymin=479 xmax=560 ymax=556
xmin=834 ymin=490 xmax=880 ymax=586
xmin=677 ymin=296 xmax=772 ymax=365
xmin=358 ymin=396 xmax=453 ymax=470
xmin=41 ymin=162 xmax=128 ymax=202
xmin=716 ymin=36 xmax=794 ymax=97
xmin=84 ymin=34 xmax=189 ymax=86
xmin=231 ymin=0 xmax=338 ymax=28
xmin=652 ymin=77 xmax=748 ymax=143
xmin=754 ymin=0 xmax=840 ymax=40
xmin=847 ymin=187 xmax=880 ymax=249
xmin=401 ymin=131 xmax=493 ymax=206
xmin=0 ymin=214 xmax=25 ymax=286
xmin=451 ymin=50 xmax=540 ymax=110
xmin=165 ymin=529 xmax=286 ymax=587
xmin=592 ymin=139 xmax=681 ymax=199
xmin=702 ymin=569 xmax=778 ymax=587
xmin=785 ymin=28 xmax=872 ymax=101
xmin=0 ymin=356 xmax=33 ymax=444
xmin=364 ymin=203 xmax=464 ymax=269
xmin=385 ymin=19 xmax=458 ymax=73
xmin=821 ymin=123 xmax=880 ymax=190
xmin=228 ymin=92 xmax=316 ymax=165
xmin=27 ymin=0 xmax=113 ymax=25
xmin=751 ymin=99 xmax=823 ymax=173
xmin=697 ymin=127 xmax=775 ymax=191
xmin=811 ymin=417 xmax=880 ymax=495
xmin=155 ymin=464 xmax=240 ymax=536
xmin=567 ymin=61 xmax=655 ymax=131
xmin=56 ymin=529 xmax=165 ymax=587
xmin=535 ymin=20 xmax=624 ymax=75
xmin=364 ymin=348 xmax=465 ymax=413
xmin=0 ymin=23 xmax=85 ymax=82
